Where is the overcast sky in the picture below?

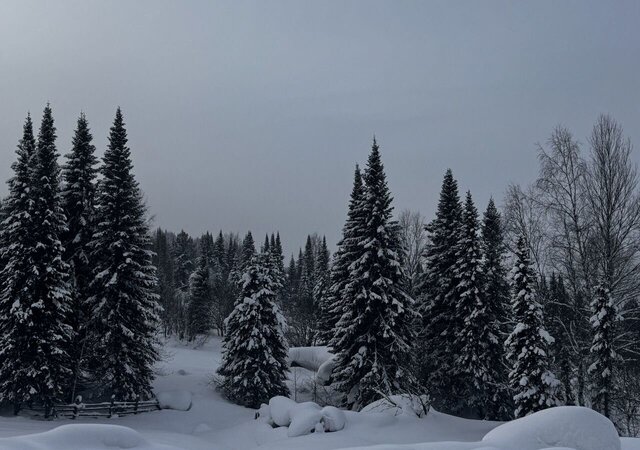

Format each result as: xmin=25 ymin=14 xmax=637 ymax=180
xmin=1 ymin=1 xmax=639 ymax=256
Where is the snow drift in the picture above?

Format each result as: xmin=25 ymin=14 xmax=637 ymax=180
xmin=339 ymin=406 xmax=621 ymax=450
xmin=0 ymin=424 xmax=180 ymax=450
xmin=482 ymin=406 xmax=621 ymax=450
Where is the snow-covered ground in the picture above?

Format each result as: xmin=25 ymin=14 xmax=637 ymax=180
xmin=0 ymin=337 xmax=637 ymax=450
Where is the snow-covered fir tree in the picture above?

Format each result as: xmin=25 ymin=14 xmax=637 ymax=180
xmin=330 ymin=139 xmax=417 ymax=410
xmin=0 ymin=114 xmax=40 ymax=413
xmin=480 ymin=197 xmax=512 ymax=418
xmin=317 ymin=165 xmax=364 ymax=346
xmin=187 ymin=254 xmax=213 ymax=341
xmin=419 ymin=169 xmax=464 ymax=412
xmin=0 ymin=106 xmax=74 ymax=413
xmin=217 ymin=252 xmax=289 ymax=408
xmin=87 ymin=108 xmax=160 ymax=400
xmin=61 ymin=112 xmax=98 ymax=389
xmin=454 ymin=191 xmax=505 ymax=419
xmin=505 ymin=235 xmax=560 ymax=418
xmin=481 ymin=198 xmax=510 ymax=336
xmin=588 ymin=282 xmax=619 ymax=418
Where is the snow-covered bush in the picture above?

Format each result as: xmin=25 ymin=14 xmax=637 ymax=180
xmin=156 ymin=390 xmax=192 ymax=411
xmin=361 ymin=394 xmax=430 ymax=418
xmin=288 ymin=346 xmax=336 ymax=386
xmin=256 ymin=396 xmax=346 ymax=437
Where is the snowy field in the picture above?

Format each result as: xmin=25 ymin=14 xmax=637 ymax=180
xmin=0 ymin=337 xmax=637 ymax=450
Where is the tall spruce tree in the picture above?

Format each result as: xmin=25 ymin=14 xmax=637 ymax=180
xmin=62 ymin=112 xmax=98 ymax=394
xmin=87 ymin=108 xmax=160 ymax=400
xmin=481 ymin=198 xmax=510 ymax=336
xmin=0 ymin=114 xmax=42 ymax=412
xmin=588 ymin=282 xmax=619 ymax=418
xmin=454 ymin=191 xmax=505 ymax=419
xmin=217 ymin=253 xmax=289 ymax=408
xmin=419 ymin=169 xmax=463 ymax=412
xmin=480 ymin=197 xmax=511 ymax=418
xmin=0 ymin=106 xmax=74 ymax=413
xmin=330 ymin=139 xmax=417 ymax=410
xmin=318 ymin=165 xmax=365 ymax=346
xmin=506 ymin=235 xmax=560 ymax=417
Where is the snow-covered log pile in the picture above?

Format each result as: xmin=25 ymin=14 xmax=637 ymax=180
xmin=256 ymin=396 xmax=346 ymax=437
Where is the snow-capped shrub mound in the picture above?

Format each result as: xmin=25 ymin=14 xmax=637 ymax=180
xmin=0 ymin=424 xmax=178 ymax=450
xmin=261 ymin=397 xmax=346 ymax=437
xmin=482 ymin=406 xmax=621 ymax=450
xmin=288 ymin=346 xmax=336 ymax=385
xmin=288 ymin=346 xmax=333 ymax=371
xmin=157 ymin=390 xmax=192 ymax=411
xmin=361 ymin=394 xmax=430 ymax=418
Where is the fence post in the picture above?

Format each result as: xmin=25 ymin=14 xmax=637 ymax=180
xmin=73 ymin=395 xmax=82 ymax=420
xmin=109 ymin=394 xmax=115 ymax=418
xmin=134 ymin=394 xmax=139 ymax=415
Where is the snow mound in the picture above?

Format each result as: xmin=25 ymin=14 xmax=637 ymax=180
xmin=482 ymin=406 xmax=621 ymax=450
xmin=268 ymin=395 xmax=298 ymax=426
xmin=262 ymin=397 xmax=346 ymax=437
xmin=361 ymin=394 xmax=430 ymax=418
xmin=156 ymin=390 xmax=192 ymax=411
xmin=288 ymin=346 xmax=336 ymax=385
xmin=0 ymin=424 xmax=179 ymax=450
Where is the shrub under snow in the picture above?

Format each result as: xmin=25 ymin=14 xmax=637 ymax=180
xmin=288 ymin=346 xmax=336 ymax=385
xmin=361 ymin=394 xmax=430 ymax=418
xmin=257 ymin=396 xmax=346 ymax=437
xmin=156 ymin=390 xmax=192 ymax=411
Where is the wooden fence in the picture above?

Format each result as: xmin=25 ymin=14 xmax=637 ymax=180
xmin=22 ymin=395 xmax=161 ymax=419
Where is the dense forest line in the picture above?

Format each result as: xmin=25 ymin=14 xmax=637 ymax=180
xmin=0 ymin=105 xmax=639 ymax=435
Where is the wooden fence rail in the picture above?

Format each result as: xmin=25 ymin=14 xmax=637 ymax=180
xmin=22 ymin=395 xmax=161 ymax=419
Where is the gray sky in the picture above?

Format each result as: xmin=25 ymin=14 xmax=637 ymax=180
xmin=1 ymin=1 xmax=639 ymax=256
